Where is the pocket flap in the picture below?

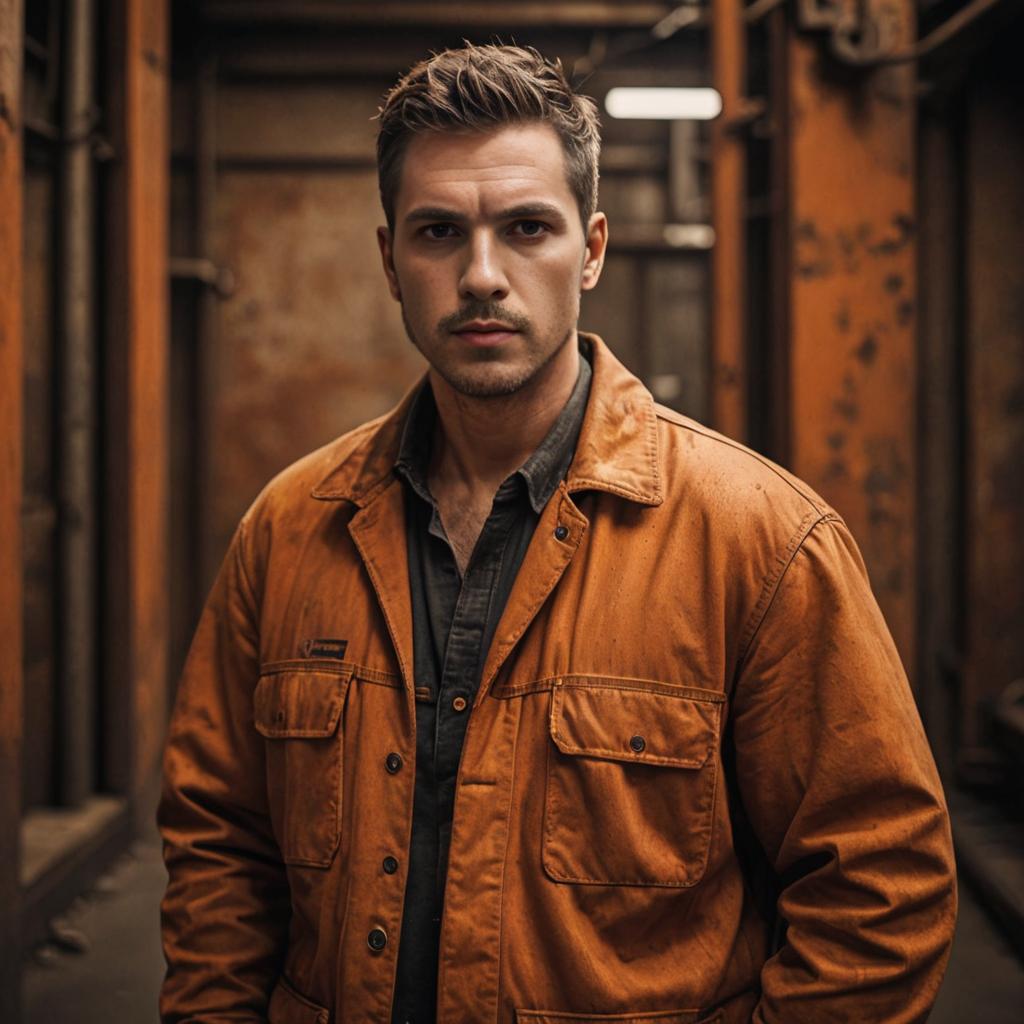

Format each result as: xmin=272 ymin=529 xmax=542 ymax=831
xmin=549 ymin=682 xmax=723 ymax=768
xmin=516 ymin=1009 xmax=722 ymax=1023
xmin=254 ymin=667 xmax=353 ymax=739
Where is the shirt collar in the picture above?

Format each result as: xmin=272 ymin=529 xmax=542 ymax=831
xmin=312 ymin=333 xmax=663 ymax=509
xmin=394 ymin=344 xmax=593 ymax=515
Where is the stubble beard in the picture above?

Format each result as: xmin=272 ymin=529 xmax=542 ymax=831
xmin=401 ymin=303 xmax=575 ymax=400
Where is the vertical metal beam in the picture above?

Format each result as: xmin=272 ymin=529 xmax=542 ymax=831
xmin=711 ymin=0 xmax=748 ymax=441
xmin=195 ymin=49 xmax=220 ymax=597
xmin=58 ymin=0 xmax=98 ymax=806
xmin=126 ymin=0 xmax=171 ymax=796
xmin=105 ymin=0 xmax=171 ymax=803
xmin=917 ymin=103 xmax=960 ymax=773
xmin=0 ymin=0 xmax=24 ymax=1015
xmin=785 ymin=1 xmax=918 ymax=675
xmin=766 ymin=6 xmax=791 ymax=465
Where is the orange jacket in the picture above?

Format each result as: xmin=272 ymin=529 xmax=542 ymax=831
xmin=159 ymin=334 xmax=956 ymax=1024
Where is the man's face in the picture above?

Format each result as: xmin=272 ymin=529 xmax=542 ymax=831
xmin=377 ymin=123 xmax=607 ymax=398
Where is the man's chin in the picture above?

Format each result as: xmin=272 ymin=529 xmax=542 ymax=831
xmin=435 ymin=364 xmax=535 ymax=399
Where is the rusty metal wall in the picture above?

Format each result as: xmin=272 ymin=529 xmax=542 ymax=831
xmin=785 ymin=10 xmax=918 ymax=674
xmin=203 ymin=89 xmax=419 ymax=580
xmin=962 ymin=38 xmax=1024 ymax=753
xmin=709 ymin=1 xmax=920 ymax=673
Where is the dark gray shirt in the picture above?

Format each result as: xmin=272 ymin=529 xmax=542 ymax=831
xmin=390 ymin=348 xmax=592 ymax=1024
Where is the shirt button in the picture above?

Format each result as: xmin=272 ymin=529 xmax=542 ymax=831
xmin=629 ymin=735 xmax=646 ymax=752
xmin=385 ymin=752 xmax=403 ymax=774
xmin=382 ymin=856 xmax=399 ymax=874
xmin=554 ymin=524 xmax=569 ymax=541
xmin=452 ymin=696 xmax=468 ymax=712
xmin=367 ymin=927 xmax=388 ymax=951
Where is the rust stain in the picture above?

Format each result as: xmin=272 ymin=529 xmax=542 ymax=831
xmin=835 ymin=228 xmax=860 ymax=273
xmin=834 ymin=301 xmax=851 ymax=333
xmin=865 ymin=212 xmax=914 ymax=256
xmin=854 ymin=334 xmax=879 ymax=366
xmin=823 ymin=459 xmax=848 ymax=482
xmin=832 ymin=395 xmax=859 ymax=422
xmin=794 ymin=216 xmax=915 ymax=281
xmin=794 ymin=220 xmax=832 ymax=279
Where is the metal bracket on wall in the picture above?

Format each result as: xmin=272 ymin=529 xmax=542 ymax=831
xmin=170 ymin=257 xmax=235 ymax=298
xmin=797 ymin=0 xmax=1005 ymax=66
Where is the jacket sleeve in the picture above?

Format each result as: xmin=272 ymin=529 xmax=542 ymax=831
xmin=158 ymin=513 xmax=289 ymax=1023
xmin=731 ymin=515 xmax=957 ymax=1023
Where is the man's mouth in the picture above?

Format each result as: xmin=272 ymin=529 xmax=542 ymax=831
xmin=452 ymin=321 xmax=520 ymax=346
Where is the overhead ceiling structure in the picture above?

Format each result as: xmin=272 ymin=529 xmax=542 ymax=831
xmin=198 ymin=0 xmax=693 ymax=28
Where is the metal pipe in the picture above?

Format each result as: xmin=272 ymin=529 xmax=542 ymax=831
xmin=57 ymin=0 xmax=97 ymax=806
xmin=831 ymin=0 xmax=1003 ymax=65
xmin=710 ymin=0 xmax=749 ymax=441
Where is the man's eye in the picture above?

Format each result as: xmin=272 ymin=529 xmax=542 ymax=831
xmin=424 ymin=224 xmax=457 ymax=240
xmin=512 ymin=220 xmax=548 ymax=238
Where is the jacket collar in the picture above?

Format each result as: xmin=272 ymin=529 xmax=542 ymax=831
xmin=311 ymin=332 xmax=663 ymax=508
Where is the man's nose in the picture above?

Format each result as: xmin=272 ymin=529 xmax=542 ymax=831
xmin=458 ymin=231 xmax=509 ymax=301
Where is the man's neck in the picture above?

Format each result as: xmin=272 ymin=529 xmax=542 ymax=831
xmin=427 ymin=334 xmax=581 ymax=498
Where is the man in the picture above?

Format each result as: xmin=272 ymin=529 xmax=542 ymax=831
xmin=159 ymin=44 xmax=956 ymax=1024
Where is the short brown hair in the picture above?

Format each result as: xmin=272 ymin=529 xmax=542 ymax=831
xmin=376 ymin=43 xmax=601 ymax=231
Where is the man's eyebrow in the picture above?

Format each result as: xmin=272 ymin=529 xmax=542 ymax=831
xmin=497 ymin=202 xmax=566 ymax=223
xmin=404 ymin=206 xmax=464 ymax=224
xmin=403 ymin=202 xmax=568 ymax=225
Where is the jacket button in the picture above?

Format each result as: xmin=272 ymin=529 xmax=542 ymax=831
xmin=367 ymin=927 xmax=388 ymax=951
xmin=452 ymin=696 xmax=468 ymax=712
xmin=554 ymin=524 xmax=569 ymax=541
xmin=629 ymin=735 xmax=646 ymax=752
xmin=382 ymin=856 xmax=399 ymax=874
xmin=385 ymin=752 xmax=403 ymax=774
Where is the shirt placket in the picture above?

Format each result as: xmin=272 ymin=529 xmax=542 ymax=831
xmin=431 ymin=484 xmax=519 ymax=899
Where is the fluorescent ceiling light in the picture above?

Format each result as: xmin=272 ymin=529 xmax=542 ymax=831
xmin=604 ymin=87 xmax=722 ymax=120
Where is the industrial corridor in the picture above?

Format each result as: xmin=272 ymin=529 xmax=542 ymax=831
xmin=3 ymin=1 xmax=1023 ymax=1020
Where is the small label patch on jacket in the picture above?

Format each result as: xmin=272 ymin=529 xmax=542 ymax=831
xmin=300 ymin=638 xmax=348 ymax=659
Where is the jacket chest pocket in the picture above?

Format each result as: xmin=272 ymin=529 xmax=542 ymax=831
xmin=254 ymin=663 xmax=353 ymax=868
xmin=542 ymin=680 xmax=725 ymax=888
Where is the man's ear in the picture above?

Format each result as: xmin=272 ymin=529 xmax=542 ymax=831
xmin=377 ymin=226 xmax=402 ymax=302
xmin=581 ymin=212 xmax=608 ymax=292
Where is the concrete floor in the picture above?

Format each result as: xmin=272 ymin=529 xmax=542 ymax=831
xmin=23 ymin=833 xmax=1024 ymax=1023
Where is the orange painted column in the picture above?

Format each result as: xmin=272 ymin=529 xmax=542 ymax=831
xmin=0 ymin=0 xmax=24 ymax=1015
xmin=785 ymin=5 xmax=918 ymax=676
xmin=106 ymin=0 xmax=171 ymax=798
xmin=711 ymin=0 xmax=748 ymax=442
